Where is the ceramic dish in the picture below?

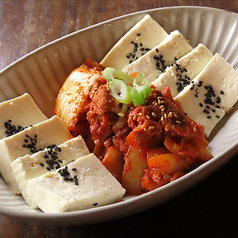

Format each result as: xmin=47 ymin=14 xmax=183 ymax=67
xmin=0 ymin=6 xmax=238 ymax=225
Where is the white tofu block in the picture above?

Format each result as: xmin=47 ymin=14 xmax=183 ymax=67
xmin=174 ymin=53 xmax=238 ymax=137
xmin=152 ymin=44 xmax=213 ymax=97
xmin=27 ymin=153 xmax=126 ymax=213
xmin=0 ymin=93 xmax=47 ymax=140
xmin=11 ymin=136 xmax=90 ymax=208
xmin=100 ymin=14 xmax=168 ymax=70
xmin=0 ymin=115 xmax=72 ymax=194
xmin=122 ymin=30 xmax=193 ymax=82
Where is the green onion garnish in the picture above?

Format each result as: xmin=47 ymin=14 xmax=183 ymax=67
xmin=103 ymin=67 xmax=134 ymax=84
xmin=103 ymin=67 xmax=151 ymax=107
xmin=109 ymin=79 xmax=132 ymax=104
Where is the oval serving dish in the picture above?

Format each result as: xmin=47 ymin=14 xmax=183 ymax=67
xmin=0 ymin=6 xmax=238 ymax=225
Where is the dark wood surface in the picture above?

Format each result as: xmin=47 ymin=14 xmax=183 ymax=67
xmin=1 ymin=0 xmax=238 ymax=237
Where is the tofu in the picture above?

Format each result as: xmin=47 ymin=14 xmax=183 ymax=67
xmin=27 ymin=153 xmax=126 ymax=213
xmin=100 ymin=14 xmax=168 ymax=70
xmin=11 ymin=136 xmax=90 ymax=208
xmin=0 ymin=93 xmax=47 ymax=140
xmin=0 ymin=115 xmax=72 ymax=194
xmin=152 ymin=44 xmax=213 ymax=97
xmin=174 ymin=53 xmax=238 ymax=137
xmin=122 ymin=30 xmax=193 ymax=82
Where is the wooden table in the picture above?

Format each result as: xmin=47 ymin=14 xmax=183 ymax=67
xmin=1 ymin=0 xmax=238 ymax=237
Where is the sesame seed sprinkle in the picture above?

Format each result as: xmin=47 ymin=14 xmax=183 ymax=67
xmin=148 ymin=126 xmax=155 ymax=131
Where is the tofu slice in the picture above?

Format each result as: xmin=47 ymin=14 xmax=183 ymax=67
xmin=0 ymin=93 xmax=47 ymax=139
xmin=27 ymin=153 xmax=126 ymax=213
xmin=122 ymin=30 xmax=193 ymax=82
xmin=100 ymin=14 xmax=168 ymax=70
xmin=174 ymin=53 xmax=238 ymax=137
xmin=152 ymin=44 xmax=213 ymax=97
xmin=0 ymin=115 xmax=72 ymax=194
xmin=11 ymin=136 xmax=90 ymax=208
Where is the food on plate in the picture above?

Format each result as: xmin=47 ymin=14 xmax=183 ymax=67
xmin=54 ymin=60 xmax=213 ymax=195
xmin=122 ymin=30 xmax=193 ymax=82
xmin=27 ymin=153 xmax=126 ymax=213
xmin=0 ymin=115 xmax=72 ymax=194
xmin=54 ymin=59 xmax=106 ymax=139
xmin=0 ymin=93 xmax=47 ymax=140
xmin=0 ymin=14 xmax=237 ymax=213
xmin=174 ymin=53 xmax=238 ymax=137
xmin=100 ymin=14 xmax=168 ymax=71
xmin=152 ymin=43 xmax=213 ymax=97
xmin=11 ymin=136 xmax=90 ymax=208
xmin=54 ymin=14 xmax=238 ymax=196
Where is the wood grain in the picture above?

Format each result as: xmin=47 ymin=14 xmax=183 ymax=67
xmin=1 ymin=0 xmax=238 ymax=237
xmin=1 ymin=0 xmax=238 ymax=71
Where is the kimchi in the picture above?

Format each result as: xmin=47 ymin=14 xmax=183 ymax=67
xmin=54 ymin=59 xmax=213 ymax=195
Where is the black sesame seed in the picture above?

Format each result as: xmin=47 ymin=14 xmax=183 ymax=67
xmin=4 ymin=120 xmax=27 ymax=137
xmin=93 ymin=203 xmax=98 ymax=206
xmin=199 ymin=103 xmax=203 ymax=107
xmin=216 ymin=97 xmax=221 ymax=103
xmin=220 ymin=90 xmax=224 ymax=95
xmin=197 ymin=81 xmax=203 ymax=87
xmin=207 ymin=116 xmax=211 ymax=119
xmin=153 ymin=54 xmax=166 ymax=72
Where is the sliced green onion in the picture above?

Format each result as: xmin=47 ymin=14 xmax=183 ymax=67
xmin=130 ymin=87 xmax=145 ymax=106
xmin=142 ymin=85 xmax=152 ymax=99
xmin=103 ymin=67 xmax=152 ymax=106
xmin=133 ymin=79 xmax=152 ymax=97
xmin=133 ymin=73 xmax=144 ymax=86
xmin=109 ymin=79 xmax=132 ymax=104
xmin=103 ymin=67 xmax=134 ymax=84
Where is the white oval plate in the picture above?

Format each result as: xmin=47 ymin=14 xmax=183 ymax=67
xmin=0 ymin=6 xmax=238 ymax=225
